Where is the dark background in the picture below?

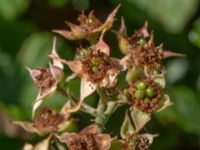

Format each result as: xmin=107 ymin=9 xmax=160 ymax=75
xmin=0 ymin=0 xmax=200 ymax=149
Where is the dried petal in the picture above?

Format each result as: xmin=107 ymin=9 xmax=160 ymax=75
xmin=66 ymin=21 xmax=87 ymax=39
xmin=140 ymin=21 xmax=149 ymax=38
xmin=116 ymin=31 xmax=130 ymax=54
xmin=53 ymin=21 xmax=87 ymax=40
xmin=32 ymin=85 xmax=57 ymax=118
xmin=163 ymin=50 xmax=186 ymax=59
xmin=26 ymin=67 xmax=41 ymax=82
xmin=64 ymin=78 xmax=96 ymax=113
xmin=94 ymin=30 xmax=110 ymax=56
xmin=23 ymin=143 xmax=33 ymax=150
xmin=49 ymin=55 xmax=83 ymax=75
xmin=13 ymin=121 xmax=43 ymax=136
xmin=49 ymin=63 xmax=64 ymax=83
xmin=119 ymin=17 xmax=127 ymax=37
xmin=153 ymin=73 xmax=166 ymax=88
xmin=53 ymin=30 xmax=78 ymax=41
xmin=92 ymin=4 xmax=121 ymax=33
xmin=51 ymin=37 xmax=64 ymax=70
xmin=120 ymin=112 xmax=135 ymax=139
xmin=119 ymin=55 xmax=130 ymax=71
xmin=100 ymin=69 xmax=119 ymax=88
xmin=33 ymin=134 xmax=52 ymax=150
xmin=130 ymin=108 xmax=151 ymax=132
xmin=157 ymin=94 xmax=173 ymax=112
xmin=80 ymin=78 xmax=96 ymax=101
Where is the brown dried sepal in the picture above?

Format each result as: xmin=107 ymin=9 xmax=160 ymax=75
xmin=34 ymin=68 xmax=56 ymax=96
xmin=128 ymin=22 xmax=149 ymax=47
xmin=127 ymin=78 xmax=163 ymax=113
xmin=66 ymin=132 xmax=98 ymax=150
xmin=33 ymin=108 xmax=64 ymax=132
xmin=130 ymin=42 xmax=163 ymax=72
xmin=118 ymin=22 xmax=164 ymax=73
xmin=81 ymin=50 xmax=120 ymax=84
xmin=57 ymin=125 xmax=111 ymax=150
xmin=78 ymin=11 xmax=102 ymax=36
xmin=122 ymin=134 xmax=150 ymax=150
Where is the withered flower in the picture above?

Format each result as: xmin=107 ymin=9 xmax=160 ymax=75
xmin=33 ymin=108 xmax=65 ymax=132
xmin=13 ymin=108 xmax=71 ymax=136
xmin=53 ymin=5 xmax=120 ymax=41
xmin=121 ymin=134 xmax=156 ymax=150
xmin=126 ymin=78 xmax=172 ymax=114
xmin=114 ymin=17 xmax=149 ymax=55
xmin=27 ymin=37 xmax=64 ymax=117
xmin=49 ymin=32 xmax=121 ymax=112
xmin=57 ymin=124 xmax=111 ymax=150
xmin=117 ymin=18 xmax=185 ymax=75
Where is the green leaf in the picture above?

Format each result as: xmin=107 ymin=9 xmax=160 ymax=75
xmin=122 ymin=0 xmax=198 ymax=33
xmin=189 ymin=18 xmax=200 ymax=48
xmin=0 ymin=0 xmax=30 ymax=21
xmin=17 ymin=32 xmax=53 ymax=67
xmin=166 ymin=58 xmax=188 ymax=84
xmin=171 ymin=86 xmax=200 ymax=135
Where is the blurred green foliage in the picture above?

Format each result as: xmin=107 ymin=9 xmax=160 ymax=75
xmin=0 ymin=0 xmax=200 ymax=149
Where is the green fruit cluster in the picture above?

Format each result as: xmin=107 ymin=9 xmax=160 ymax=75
xmin=133 ymin=82 xmax=155 ymax=103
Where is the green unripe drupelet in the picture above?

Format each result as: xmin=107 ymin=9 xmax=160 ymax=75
xmin=92 ymin=66 xmax=98 ymax=73
xmin=144 ymin=97 xmax=151 ymax=103
xmin=91 ymin=57 xmax=99 ymax=65
xmin=137 ymin=38 xmax=146 ymax=46
xmin=146 ymin=88 xmax=155 ymax=98
xmin=134 ymin=90 xmax=143 ymax=100
xmin=136 ymin=82 xmax=147 ymax=90
xmin=79 ymin=49 xmax=87 ymax=57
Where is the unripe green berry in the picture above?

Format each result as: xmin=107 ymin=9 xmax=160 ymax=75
xmin=92 ymin=66 xmax=98 ymax=73
xmin=146 ymin=88 xmax=155 ymax=98
xmin=80 ymin=51 xmax=84 ymax=56
xmin=136 ymin=82 xmax=147 ymax=90
xmin=134 ymin=90 xmax=143 ymax=100
xmin=144 ymin=97 xmax=151 ymax=103
xmin=79 ymin=50 xmax=87 ymax=56
xmin=137 ymin=38 xmax=146 ymax=46
xmin=128 ymin=130 xmax=134 ymax=135
xmin=91 ymin=57 xmax=99 ymax=65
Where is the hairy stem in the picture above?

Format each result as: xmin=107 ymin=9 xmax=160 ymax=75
xmin=95 ymin=99 xmax=106 ymax=132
